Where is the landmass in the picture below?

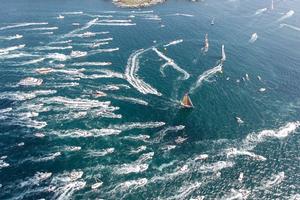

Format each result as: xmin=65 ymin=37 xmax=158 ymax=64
xmin=113 ymin=0 xmax=165 ymax=8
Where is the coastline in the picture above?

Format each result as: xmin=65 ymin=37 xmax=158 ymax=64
xmin=113 ymin=0 xmax=165 ymax=8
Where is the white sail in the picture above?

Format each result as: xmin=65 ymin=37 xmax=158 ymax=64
xmin=221 ymin=45 xmax=226 ymax=61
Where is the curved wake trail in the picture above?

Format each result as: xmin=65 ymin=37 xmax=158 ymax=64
xmin=152 ymin=47 xmax=190 ymax=80
xmin=189 ymin=63 xmax=223 ymax=94
xmin=277 ymin=10 xmax=294 ymax=22
xmin=125 ymin=48 xmax=162 ymax=96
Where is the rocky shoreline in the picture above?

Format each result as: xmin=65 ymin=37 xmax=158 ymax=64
xmin=113 ymin=0 xmax=165 ymax=8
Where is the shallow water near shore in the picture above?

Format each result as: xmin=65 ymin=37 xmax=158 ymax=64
xmin=1 ymin=0 xmax=300 ymax=199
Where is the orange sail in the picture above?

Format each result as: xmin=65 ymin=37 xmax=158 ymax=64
xmin=181 ymin=94 xmax=194 ymax=108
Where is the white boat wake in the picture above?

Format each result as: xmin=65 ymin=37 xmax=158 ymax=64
xmin=189 ymin=63 xmax=223 ymax=94
xmin=152 ymin=47 xmax=190 ymax=80
xmin=125 ymin=48 xmax=162 ymax=96
xmin=277 ymin=10 xmax=294 ymax=22
xmin=163 ymin=39 xmax=183 ymax=47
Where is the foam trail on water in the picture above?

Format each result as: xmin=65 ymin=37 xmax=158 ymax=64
xmin=163 ymin=39 xmax=183 ymax=47
xmin=0 ymin=22 xmax=48 ymax=31
xmin=71 ymin=62 xmax=111 ymax=66
xmin=95 ymin=23 xmax=136 ymax=26
xmin=277 ymin=10 xmax=295 ymax=22
xmin=226 ymin=148 xmax=266 ymax=161
xmin=17 ymin=58 xmax=45 ymax=65
xmin=169 ymin=13 xmax=194 ymax=17
xmin=111 ymin=95 xmax=149 ymax=106
xmin=279 ymin=23 xmax=300 ymax=32
xmin=255 ymin=8 xmax=267 ymax=15
xmin=0 ymin=44 xmax=25 ymax=54
xmin=26 ymin=27 xmax=58 ymax=31
xmin=0 ymin=34 xmax=23 ymax=40
xmin=249 ymin=33 xmax=258 ymax=43
xmin=89 ymin=48 xmax=119 ymax=54
xmin=50 ymin=40 xmax=72 ymax=44
xmin=110 ymin=122 xmax=165 ymax=131
xmin=62 ymin=11 xmax=83 ymax=15
xmin=243 ymin=121 xmax=300 ymax=150
xmin=153 ymin=47 xmax=189 ymax=80
xmin=34 ymin=46 xmax=72 ymax=51
xmin=64 ymin=18 xmax=98 ymax=38
xmin=125 ymin=48 xmax=162 ymax=96
xmin=98 ymin=19 xmax=132 ymax=23
xmin=189 ymin=63 xmax=222 ymax=93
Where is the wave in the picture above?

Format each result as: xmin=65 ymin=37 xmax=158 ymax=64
xmin=153 ymin=47 xmax=190 ymax=80
xmin=17 ymin=57 xmax=45 ymax=65
xmin=277 ymin=10 xmax=294 ymax=22
xmin=0 ymin=157 xmax=9 ymax=169
xmin=71 ymin=62 xmax=112 ymax=66
xmin=34 ymin=45 xmax=72 ymax=51
xmin=20 ymin=172 xmax=52 ymax=188
xmin=111 ymin=95 xmax=149 ymax=106
xmin=244 ymin=121 xmax=300 ymax=150
xmin=165 ymin=182 xmax=201 ymax=200
xmin=70 ymin=31 xmax=109 ymax=38
xmin=125 ymin=48 xmax=162 ymax=96
xmin=18 ymin=77 xmax=43 ymax=86
xmin=0 ymin=44 xmax=25 ymax=54
xmin=249 ymin=32 xmax=258 ymax=43
xmin=70 ymin=50 xmax=87 ymax=58
xmin=168 ymin=13 xmax=194 ymax=17
xmin=64 ymin=18 xmax=98 ymax=38
xmin=51 ymin=171 xmax=86 ymax=200
xmin=130 ymin=145 xmax=147 ymax=154
xmin=123 ymin=134 xmax=150 ymax=142
xmin=110 ymin=121 xmax=165 ymax=131
xmin=95 ymin=22 xmax=136 ymax=26
xmin=90 ymin=41 xmax=109 ymax=48
xmin=98 ymin=19 xmax=132 ymax=23
xmin=86 ymin=148 xmax=114 ymax=157
xmin=65 ymin=146 xmax=81 ymax=152
xmin=226 ymin=148 xmax=266 ymax=161
xmin=199 ymin=161 xmax=234 ymax=173
xmin=264 ymin=172 xmax=285 ymax=188
xmin=255 ymin=8 xmax=267 ymax=15
xmin=90 ymin=47 xmax=119 ymax=54
xmin=62 ymin=11 xmax=83 ymax=15
xmin=221 ymin=189 xmax=250 ymax=200
xmin=0 ymin=34 xmax=23 ymax=40
xmin=27 ymin=26 xmax=58 ymax=31
xmin=99 ymin=84 xmax=130 ymax=91
xmin=154 ymin=125 xmax=185 ymax=143
xmin=50 ymin=40 xmax=72 ymax=44
xmin=47 ymin=53 xmax=70 ymax=61
xmin=163 ymin=39 xmax=183 ymax=47
xmin=114 ymin=178 xmax=148 ymax=192
xmin=0 ymin=22 xmax=48 ymax=31
xmin=279 ymin=23 xmax=300 ymax=32
xmin=0 ymin=90 xmax=56 ymax=101
xmin=33 ymin=152 xmax=61 ymax=162
xmin=189 ymin=63 xmax=223 ymax=93
xmin=52 ymin=128 xmax=121 ymax=138
xmin=95 ymin=37 xmax=113 ymax=42
xmin=39 ymin=31 xmax=54 ymax=35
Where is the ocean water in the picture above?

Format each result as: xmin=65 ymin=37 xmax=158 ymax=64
xmin=0 ymin=0 xmax=300 ymax=199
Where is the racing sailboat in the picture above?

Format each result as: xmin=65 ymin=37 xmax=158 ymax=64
xmin=181 ymin=93 xmax=194 ymax=108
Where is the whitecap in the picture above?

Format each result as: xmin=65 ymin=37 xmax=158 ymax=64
xmin=249 ymin=33 xmax=258 ymax=43
xmin=18 ymin=77 xmax=43 ymax=86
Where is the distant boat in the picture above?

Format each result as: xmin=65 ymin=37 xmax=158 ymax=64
xmin=221 ymin=44 xmax=226 ymax=61
xmin=211 ymin=17 xmax=215 ymax=25
xmin=181 ymin=93 xmax=194 ymax=108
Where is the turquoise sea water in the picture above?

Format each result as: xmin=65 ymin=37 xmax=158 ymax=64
xmin=0 ymin=0 xmax=300 ymax=199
